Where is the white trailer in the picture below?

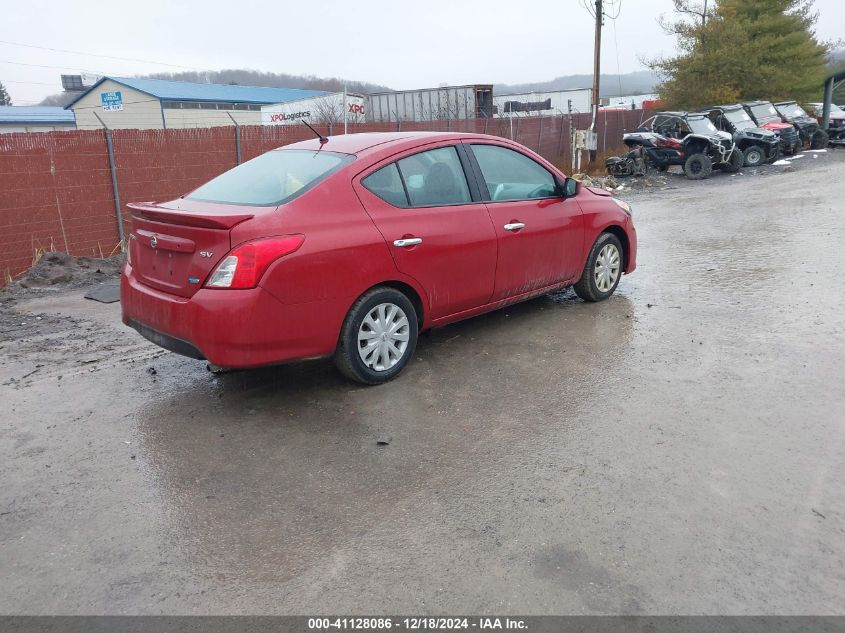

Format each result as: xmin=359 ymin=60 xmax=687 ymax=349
xmin=366 ymin=85 xmax=494 ymax=123
xmin=492 ymin=88 xmax=592 ymax=118
xmin=261 ymin=92 xmax=366 ymax=127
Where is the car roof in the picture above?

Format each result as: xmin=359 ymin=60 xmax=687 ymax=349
xmin=280 ymin=131 xmax=499 ymax=156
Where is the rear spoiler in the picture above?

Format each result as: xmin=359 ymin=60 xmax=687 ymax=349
xmin=127 ymin=202 xmax=254 ymax=230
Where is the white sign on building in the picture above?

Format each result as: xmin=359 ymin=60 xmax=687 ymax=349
xmin=100 ymin=91 xmax=123 ymax=112
xmin=261 ymin=93 xmax=366 ymax=126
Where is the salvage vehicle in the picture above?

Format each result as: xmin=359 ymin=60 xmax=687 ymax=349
xmin=605 ymin=132 xmax=680 ymax=177
xmin=121 ymin=132 xmax=637 ymax=384
xmin=743 ymin=101 xmax=801 ymax=155
xmin=774 ymin=101 xmax=828 ymax=149
xmin=607 ymin=112 xmax=741 ymax=179
xmin=807 ymin=102 xmax=845 ymax=146
xmin=706 ymin=105 xmax=779 ymax=167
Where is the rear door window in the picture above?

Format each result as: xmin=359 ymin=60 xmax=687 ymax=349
xmin=362 ymin=146 xmax=472 ymax=208
xmin=362 ymin=163 xmax=408 ymax=208
xmin=397 ymin=147 xmax=472 ymax=207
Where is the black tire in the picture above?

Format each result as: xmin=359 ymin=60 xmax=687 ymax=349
xmin=743 ymin=145 xmax=765 ymax=167
xmin=811 ymin=129 xmax=829 ymax=149
xmin=683 ymin=153 xmax=713 ymax=180
xmin=573 ymin=233 xmax=624 ymax=303
xmin=724 ymin=147 xmax=743 ymax=173
xmin=334 ymin=286 xmax=419 ymax=385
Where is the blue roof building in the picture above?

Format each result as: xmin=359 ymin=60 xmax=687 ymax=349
xmin=0 ymin=106 xmax=76 ymax=133
xmin=66 ymin=76 xmax=330 ymax=130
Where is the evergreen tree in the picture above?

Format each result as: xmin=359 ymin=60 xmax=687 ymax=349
xmin=0 ymin=81 xmax=11 ymax=106
xmin=651 ymin=0 xmax=830 ymax=109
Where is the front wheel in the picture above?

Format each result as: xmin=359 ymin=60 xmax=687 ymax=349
xmin=684 ymin=153 xmax=713 ymax=180
xmin=334 ymin=287 xmax=418 ymax=384
xmin=743 ymin=145 xmax=765 ymax=167
xmin=574 ymin=233 xmax=624 ymax=302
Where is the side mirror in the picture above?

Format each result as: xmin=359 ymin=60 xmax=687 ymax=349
xmin=560 ymin=177 xmax=578 ymax=198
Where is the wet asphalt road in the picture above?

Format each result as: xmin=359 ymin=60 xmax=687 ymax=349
xmin=1 ymin=152 xmax=844 ymax=614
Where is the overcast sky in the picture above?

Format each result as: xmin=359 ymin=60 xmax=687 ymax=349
xmin=2 ymin=0 xmax=842 ymax=105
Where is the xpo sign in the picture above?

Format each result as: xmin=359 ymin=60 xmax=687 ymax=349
xmin=261 ymin=93 xmax=366 ymax=126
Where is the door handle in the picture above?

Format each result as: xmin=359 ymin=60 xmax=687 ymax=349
xmin=394 ymin=237 xmax=422 ymax=247
xmin=503 ymin=223 xmax=525 ymax=232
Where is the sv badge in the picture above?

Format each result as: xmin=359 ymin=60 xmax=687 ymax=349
xmin=199 ymin=251 xmax=214 ymax=258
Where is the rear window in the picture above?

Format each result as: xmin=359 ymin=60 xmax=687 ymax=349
xmin=187 ymin=149 xmax=353 ymax=206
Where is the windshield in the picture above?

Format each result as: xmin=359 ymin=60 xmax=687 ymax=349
xmin=187 ymin=149 xmax=353 ymax=206
xmin=778 ymin=103 xmax=808 ymax=119
xmin=687 ymin=117 xmax=718 ymax=135
xmin=723 ymin=108 xmax=755 ymax=130
xmin=749 ymin=103 xmax=780 ymax=123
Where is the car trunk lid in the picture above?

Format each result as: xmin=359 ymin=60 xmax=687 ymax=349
xmin=128 ymin=199 xmax=255 ymax=298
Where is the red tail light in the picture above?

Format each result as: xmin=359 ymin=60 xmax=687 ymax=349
xmin=205 ymin=235 xmax=304 ymax=289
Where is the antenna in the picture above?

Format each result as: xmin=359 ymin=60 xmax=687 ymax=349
xmin=303 ymin=120 xmax=328 ymax=144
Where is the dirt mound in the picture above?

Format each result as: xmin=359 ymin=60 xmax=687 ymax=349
xmin=11 ymin=252 xmax=123 ymax=290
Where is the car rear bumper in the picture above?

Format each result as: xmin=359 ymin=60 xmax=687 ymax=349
xmin=121 ymin=265 xmax=343 ymax=368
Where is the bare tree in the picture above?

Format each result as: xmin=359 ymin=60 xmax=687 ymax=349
xmin=658 ymin=0 xmax=714 ymax=41
xmin=309 ymin=95 xmax=344 ymax=125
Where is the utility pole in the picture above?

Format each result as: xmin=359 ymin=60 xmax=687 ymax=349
xmin=589 ymin=0 xmax=603 ymax=162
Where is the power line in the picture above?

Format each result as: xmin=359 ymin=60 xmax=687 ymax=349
xmin=1 ymin=79 xmax=60 ymax=87
xmin=0 ymin=59 xmax=112 ymax=75
xmin=0 ymin=39 xmax=210 ymax=72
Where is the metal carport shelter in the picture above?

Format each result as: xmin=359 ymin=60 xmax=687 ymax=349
xmin=821 ymin=68 xmax=845 ymax=130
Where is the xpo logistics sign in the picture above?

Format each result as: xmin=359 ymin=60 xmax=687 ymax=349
xmin=261 ymin=92 xmax=366 ymax=126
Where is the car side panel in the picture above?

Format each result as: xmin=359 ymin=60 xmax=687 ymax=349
xmin=576 ymin=192 xmax=637 ymax=273
xmin=249 ymin=180 xmax=430 ymax=347
xmin=351 ymin=144 xmax=499 ymax=321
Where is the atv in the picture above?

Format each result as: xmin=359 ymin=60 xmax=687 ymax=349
xmin=605 ymin=133 xmax=671 ymax=177
xmin=609 ymin=112 xmax=742 ymax=180
xmin=807 ymin=102 xmax=845 ymax=147
xmin=706 ymin=105 xmax=780 ymax=167
xmin=743 ymin=101 xmax=801 ymax=155
xmin=774 ymin=101 xmax=828 ymax=149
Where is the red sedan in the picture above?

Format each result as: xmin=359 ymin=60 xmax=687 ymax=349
xmin=121 ymin=132 xmax=637 ymax=384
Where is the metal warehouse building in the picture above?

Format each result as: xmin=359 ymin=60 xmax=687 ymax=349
xmin=67 ymin=77 xmax=329 ymax=130
xmin=0 ymin=106 xmax=76 ymax=133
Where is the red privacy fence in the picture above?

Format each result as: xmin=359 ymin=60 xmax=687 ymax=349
xmin=0 ymin=108 xmax=648 ymax=283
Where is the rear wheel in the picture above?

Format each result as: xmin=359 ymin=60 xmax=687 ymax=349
xmin=684 ymin=153 xmax=713 ymax=180
xmin=811 ymin=129 xmax=829 ymax=149
xmin=743 ymin=145 xmax=765 ymax=167
xmin=335 ymin=287 xmax=418 ymax=385
xmin=573 ymin=233 xmax=624 ymax=302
